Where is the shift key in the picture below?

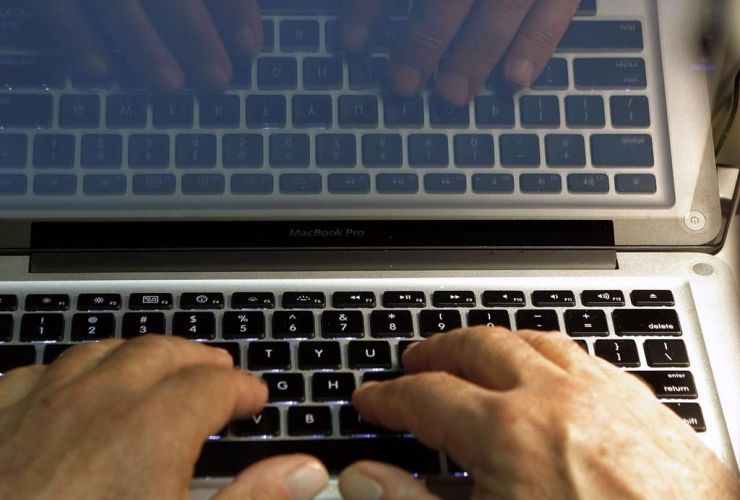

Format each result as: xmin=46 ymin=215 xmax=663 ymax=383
xmin=0 ymin=94 xmax=53 ymax=129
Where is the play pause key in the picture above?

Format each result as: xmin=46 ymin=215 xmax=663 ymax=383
xmin=383 ymin=292 xmax=426 ymax=308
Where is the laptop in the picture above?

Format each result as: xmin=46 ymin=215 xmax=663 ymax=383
xmin=0 ymin=0 xmax=738 ymax=498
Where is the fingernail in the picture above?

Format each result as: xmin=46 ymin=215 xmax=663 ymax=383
xmin=234 ymin=25 xmax=260 ymax=56
xmin=392 ymin=65 xmax=422 ymax=95
xmin=86 ymin=52 xmax=109 ymax=77
xmin=156 ymin=65 xmax=183 ymax=93
xmin=508 ymin=59 xmax=534 ymax=86
xmin=436 ymin=74 xmax=470 ymax=105
xmin=340 ymin=466 xmax=384 ymax=500
xmin=284 ymin=461 xmax=329 ymax=500
xmin=340 ymin=23 xmax=372 ymax=52
xmin=201 ymin=62 xmax=231 ymax=91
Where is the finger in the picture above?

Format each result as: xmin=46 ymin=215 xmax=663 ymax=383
xmin=387 ymin=0 xmax=476 ymax=96
xmin=91 ymin=335 xmax=234 ymax=390
xmin=353 ymin=372 xmax=490 ymax=467
xmin=339 ymin=461 xmax=443 ymax=500
xmin=0 ymin=365 xmax=47 ymax=410
xmin=402 ymin=327 xmax=558 ymax=390
xmin=515 ymin=329 xmax=603 ymax=378
xmin=338 ymin=0 xmax=391 ymax=53
xmin=39 ymin=339 xmax=124 ymax=391
xmin=144 ymin=0 xmax=234 ymax=91
xmin=34 ymin=0 xmax=111 ymax=79
xmin=213 ymin=454 xmax=328 ymax=500
xmin=207 ymin=0 xmax=263 ymax=57
xmin=146 ymin=365 xmax=267 ymax=444
xmin=91 ymin=0 xmax=185 ymax=93
xmin=502 ymin=0 xmax=580 ymax=86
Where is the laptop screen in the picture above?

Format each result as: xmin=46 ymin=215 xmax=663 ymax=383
xmin=0 ymin=0 xmax=725 ymax=251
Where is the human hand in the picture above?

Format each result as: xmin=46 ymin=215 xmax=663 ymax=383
xmin=33 ymin=0 xmax=264 ymax=93
xmin=339 ymin=0 xmax=580 ymax=104
xmin=339 ymin=327 xmax=740 ymax=500
xmin=0 ymin=336 xmax=329 ymax=500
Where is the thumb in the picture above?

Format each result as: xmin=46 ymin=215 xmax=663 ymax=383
xmin=339 ymin=461 xmax=444 ymax=500
xmin=212 ymin=454 xmax=329 ymax=500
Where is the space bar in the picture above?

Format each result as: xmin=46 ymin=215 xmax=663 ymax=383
xmin=195 ymin=439 xmax=442 ymax=477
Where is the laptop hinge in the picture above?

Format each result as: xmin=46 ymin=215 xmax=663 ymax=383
xmin=29 ymin=249 xmax=618 ymax=273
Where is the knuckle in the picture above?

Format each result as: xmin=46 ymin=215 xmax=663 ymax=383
xmin=518 ymin=25 xmax=561 ymax=54
xmin=403 ymin=25 xmax=450 ymax=63
xmin=453 ymin=36 xmax=501 ymax=68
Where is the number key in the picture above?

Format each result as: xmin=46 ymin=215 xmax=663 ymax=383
xmin=172 ymin=312 xmax=215 ymax=340
xmin=371 ymin=310 xmax=413 ymax=338
xmin=71 ymin=313 xmax=115 ymax=341
xmin=468 ymin=310 xmax=511 ymax=329
xmin=322 ymin=311 xmax=364 ymax=338
xmin=273 ymin=311 xmax=315 ymax=338
xmin=20 ymin=314 xmax=64 ymax=342
xmin=122 ymin=313 xmax=165 ymax=338
xmin=419 ymin=310 xmax=462 ymax=337
xmin=222 ymin=311 xmax=266 ymax=339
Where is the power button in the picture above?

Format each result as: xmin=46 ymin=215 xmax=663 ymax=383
xmin=684 ymin=211 xmax=706 ymax=231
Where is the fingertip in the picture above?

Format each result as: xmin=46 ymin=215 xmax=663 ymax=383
xmin=197 ymin=62 xmax=232 ymax=93
xmin=284 ymin=459 xmax=330 ymax=500
xmin=389 ymin=65 xmax=423 ymax=96
xmin=339 ymin=22 xmax=372 ymax=53
xmin=505 ymin=58 xmax=535 ymax=87
xmin=233 ymin=25 xmax=262 ymax=58
xmin=154 ymin=65 xmax=185 ymax=94
xmin=339 ymin=463 xmax=384 ymax=500
xmin=435 ymin=74 xmax=470 ymax=106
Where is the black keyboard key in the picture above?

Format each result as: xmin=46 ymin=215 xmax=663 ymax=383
xmin=581 ymin=290 xmax=625 ymax=307
xmin=433 ymin=291 xmax=476 ymax=308
xmin=532 ymin=290 xmax=576 ymax=307
xmin=33 ymin=135 xmax=75 ymax=169
xmin=246 ymin=95 xmax=287 ymax=129
xmin=339 ymin=405 xmax=384 ymax=436
xmin=128 ymin=135 xmax=170 ymax=168
xmin=0 ymin=55 xmax=65 ymax=88
xmin=425 ymin=174 xmax=466 ymax=194
xmin=129 ymin=293 xmax=173 ymax=310
xmin=564 ymin=310 xmax=609 ymax=337
xmin=567 ymin=173 xmax=609 ymax=194
xmin=20 ymin=314 xmax=64 ymax=342
xmin=283 ymin=292 xmax=325 ymax=309
xmin=122 ymin=313 xmax=165 ymax=338
xmin=472 ymin=174 xmax=515 ymax=194
xmin=263 ymin=373 xmax=305 ymax=402
xmin=288 ymin=406 xmax=332 ymax=436
xmin=107 ymin=95 xmax=147 ymax=128
xmin=280 ymin=173 xmax=321 ymax=194
xmin=0 ymin=294 xmax=18 ymax=311
xmin=0 ymin=94 xmax=52 ymax=129
xmin=83 ymin=174 xmax=126 ymax=196
xmin=397 ymin=340 xmax=415 ymax=369
xmin=313 ymin=373 xmax=355 ymax=402
xmin=293 ymin=95 xmax=333 ymax=128
xmin=559 ymin=21 xmax=643 ymax=51
xmin=223 ymin=311 xmax=266 ymax=339
xmin=371 ymin=310 xmax=414 ymax=338
xmin=592 ymin=134 xmax=653 ymax=167
xmin=32 ymin=174 xmax=76 ymax=196
xmin=613 ymin=309 xmax=681 ymax=336
xmin=339 ymin=96 xmax=379 ymax=128
xmin=611 ymin=96 xmax=650 ymax=128
xmin=468 ymin=310 xmax=511 ymax=329
xmin=304 ymin=57 xmax=343 ymax=90
xmin=200 ymin=95 xmax=241 ymax=128
xmin=0 ymin=345 xmax=35 ymax=373
xmin=565 ymin=96 xmax=605 ymax=128
xmin=574 ymin=58 xmax=647 ymax=89
xmin=203 ymin=342 xmax=241 ymax=366
xmin=322 ymin=311 xmax=365 ymax=338
xmin=247 ymin=341 xmax=291 ymax=370
xmin=454 ymin=134 xmax=495 ymax=167
xmin=81 ymin=135 xmax=123 ymax=169
xmin=665 ymin=403 xmax=705 ymax=432
xmin=0 ymin=17 xmax=51 ymax=51
xmin=516 ymin=310 xmax=559 ymax=331
xmin=43 ymin=343 xmax=74 ymax=364
xmin=181 ymin=293 xmax=224 ymax=310
xmin=26 ymin=294 xmax=70 ymax=311
xmin=362 ymin=371 xmax=404 ymax=383
xmin=0 ymin=314 xmax=12 ymax=341
xmin=644 ymin=339 xmax=690 ymax=367
xmin=482 ymin=291 xmax=526 ymax=307
xmin=270 ymin=134 xmax=311 ymax=168
xmin=594 ymin=339 xmax=640 ymax=367
xmin=59 ymin=95 xmax=101 ymax=128
xmin=363 ymin=134 xmax=403 ymax=167
xmin=384 ymin=95 xmax=424 ymax=128
xmin=370 ymin=21 xmax=405 ymax=52
xmin=333 ymin=292 xmax=376 ymax=309
xmin=520 ymin=96 xmax=560 ymax=127
xmin=532 ymin=59 xmax=568 ymax=89
xmin=273 ymin=311 xmax=315 ymax=338
xmin=298 ymin=341 xmax=342 ymax=370
xmin=232 ymin=407 xmax=280 ymax=437
xmin=546 ymin=135 xmax=586 ymax=167
xmin=631 ymin=290 xmax=674 ymax=306
xmin=383 ymin=292 xmax=425 ymax=308
xmin=232 ymin=292 xmax=275 ymax=309
xmin=475 ymin=96 xmax=515 ymax=128
xmin=196 ymin=438 xmax=441 ymax=476
xmin=420 ymin=310 xmax=462 ymax=337
xmin=500 ymin=135 xmax=540 ymax=167
xmin=317 ymin=135 xmax=357 ymax=168
xmin=280 ymin=20 xmax=320 ymax=52
xmin=349 ymin=57 xmax=387 ymax=90
xmin=173 ymin=313 xmax=215 ymax=340
xmin=258 ymin=57 xmax=298 ymax=90
xmin=153 ymin=95 xmax=193 ymax=128
xmin=0 ymin=135 xmax=26 ymax=168
xmin=348 ymin=340 xmax=392 ymax=369
xmin=376 ymin=173 xmax=418 ymax=193
xmin=430 ymin=97 xmax=469 ymax=127
xmin=176 ymin=134 xmax=217 ymax=168
xmin=71 ymin=313 xmax=115 ymax=341
xmin=615 ymin=174 xmax=656 ymax=194
xmin=520 ymin=174 xmax=562 ymax=194
xmin=631 ymin=371 xmax=697 ymax=399
xmin=262 ymin=20 xmax=275 ymax=52
xmin=409 ymin=134 xmax=449 ymax=167
xmin=223 ymin=135 xmax=263 ymax=168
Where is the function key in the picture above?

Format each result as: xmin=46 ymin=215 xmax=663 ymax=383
xmin=432 ymin=291 xmax=476 ymax=308
xmin=594 ymin=339 xmax=640 ymax=367
xmin=564 ymin=310 xmax=609 ymax=337
xmin=0 ymin=294 xmax=18 ymax=311
xmin=333 ymin=292 xmax=376 ymax=309
xmin=222 ymin=312 xmax=266 ymax=339
xmin=77 ymin=294 xmax=122 ymax=311
xmin=71 ymin=313 xmax=115 ymax=341
xmin=181 ymin=293 xmax=225 ymax=310
xmin=26 ymin=294 xmax=70 ymax=311
xmin=516 ymin=310 xmax=559 ymax=331
xmin=288 ymin=406 xmax=333 ymax=436
xmin=232 ymin=407 xmax=281 ymax=437
xmin=532 ymin=291 xmax=576 ymax=307
xmin=273 ymin=311 xmax=315 ymax=339
xmin=631 ymin=290 xmax=674 ymax=307
xmin=644 ymin=339 xmax=690 ymax=368
xmin=613 ymin=309 xmax=681 ymax=336
xmin=129 ymin=293 xmax=174 ymax=310
xmin=371 ymin=310 xmax=414 ymax=338
xmin=20 ymin=314 xmax=64 ymax=342
xmin=581 ymin=290 xmax=625 ymax=307
xmin=482 ymin=291 xmax=525 ymax=307
xmin=420 ymin=310 xmax=462 ymax=337
xmin=232 ymin=292 xmax=275 ymax=309
xmin=0 ymin=345 xmax=36 ymax=373
xmin=382 ymin=292 xmax=426 ymax=308
xmin=665 ymin=403 xmax=705 ymax=432
xmin=468 ymin=310 xmax=511 ymax=329
xmin=122 ymin=313 xmax=165 ymax=338
xmin=283 ymin=292 xmax=326 ymax=309
xmin=630 ymin=371 xmax=697 ymax=399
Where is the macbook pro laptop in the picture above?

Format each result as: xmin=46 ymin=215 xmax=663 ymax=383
xmin=0 ymin=0 xmax=738 ymax=498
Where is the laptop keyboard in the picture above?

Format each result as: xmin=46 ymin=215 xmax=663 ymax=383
xmin=0 ymin=0 xmax=675 ymax=212
xmin=0 ymin=285 xmax=708 ymax=476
